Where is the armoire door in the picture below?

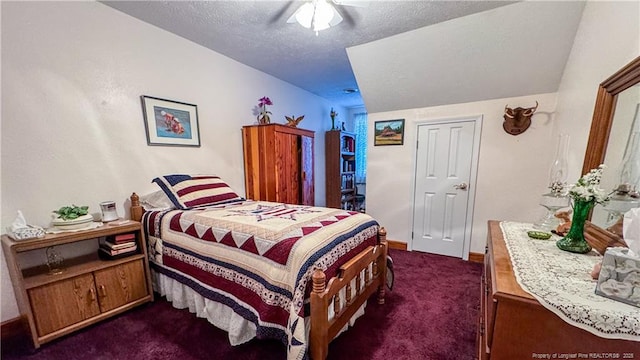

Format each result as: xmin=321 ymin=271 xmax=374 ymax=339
xmin=275 ymin=131 xmax=301 ymax=204
xmin=300 ymin=134 xmax=314 ymax=205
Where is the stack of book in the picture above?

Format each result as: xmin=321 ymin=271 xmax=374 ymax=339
xmin=99 ymin=233 xmax=138 ymax=259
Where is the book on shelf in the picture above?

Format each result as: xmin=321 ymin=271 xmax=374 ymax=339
xmin=98 ymin=248 xmax=137 ymax=260
xmin=99 ymin=243 xmax=138 ymax=256
xmin=341 ymin=136 xmax=355 ymax=152
xmin=108 ymin=232 xmax=136 ymax=244
xmin=103 ymin=240 xmax=136 ymax=250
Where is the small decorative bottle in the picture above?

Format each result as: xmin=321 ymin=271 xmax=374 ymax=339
xmin=46 ymin=246 xmax=65 ymax=275
xmin=330 ymin=108 xmax=338 ymax=130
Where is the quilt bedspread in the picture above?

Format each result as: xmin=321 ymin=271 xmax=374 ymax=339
xmin=143 ymin=200 xmax=379 ymax=360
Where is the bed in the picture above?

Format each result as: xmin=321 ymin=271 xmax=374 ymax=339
xmin=129 ymin=175 xmax=388 ymax=360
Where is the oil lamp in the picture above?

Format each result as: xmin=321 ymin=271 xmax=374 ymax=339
xmin=602 ymin=131 xmax=640 ymax=235
xmin=534 ymin=134 xmax=571 ymax=231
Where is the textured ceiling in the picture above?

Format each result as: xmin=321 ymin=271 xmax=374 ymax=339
xmin=101 ymin=1 xmax=517 ymax=109
xmin=348 ymin=1 xmax=586 ymax=113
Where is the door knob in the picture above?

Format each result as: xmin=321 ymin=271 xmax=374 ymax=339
xmin=454 ymin=182 xmax=468 ymax=190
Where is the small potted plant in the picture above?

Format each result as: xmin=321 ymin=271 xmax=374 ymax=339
xmin=51 ymin=205 xmax=93 ymax=230
xmin=257 ymin=96 xmax=273 ymax=124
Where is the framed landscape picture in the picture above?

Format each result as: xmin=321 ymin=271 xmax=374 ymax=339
xmin=141 ymin=95 xmax=201 ymax=147
xmin=374 ymin=119 xmax=405 ymax=146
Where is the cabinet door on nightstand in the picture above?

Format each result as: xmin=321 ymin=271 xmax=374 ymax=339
xmin=28 ymin=273 xmax=101 ymax=337
xmin=93 ymin=260 xmax=147 ymax=312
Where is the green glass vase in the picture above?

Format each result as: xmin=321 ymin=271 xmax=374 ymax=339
xmin=556 ymin=199 xmax=594 ymax=254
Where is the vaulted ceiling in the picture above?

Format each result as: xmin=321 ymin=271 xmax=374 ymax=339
xmin=102 ymin=1 xmax=585 ymax=112
xmin=347 ymin=1 xmax=585 ymax=112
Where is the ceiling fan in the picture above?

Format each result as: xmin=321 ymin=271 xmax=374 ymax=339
xmin=286 ymin=0 xmax=368 ymax=35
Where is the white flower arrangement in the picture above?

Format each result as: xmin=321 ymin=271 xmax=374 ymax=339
xmin=568 ymin=164 xmax=611 ymax=204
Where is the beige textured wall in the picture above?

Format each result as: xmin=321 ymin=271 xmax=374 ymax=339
xmin=364 ymin=0 xmax=639 ymax=255
xmin=0 ymin=1 xmax=339 ymax=321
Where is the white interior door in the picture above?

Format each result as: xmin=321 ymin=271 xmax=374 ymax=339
xmin=412 ymin=119 xmax=479 ymax=258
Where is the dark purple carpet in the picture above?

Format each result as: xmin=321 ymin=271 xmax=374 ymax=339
xmin=2 ymin=249 xmax=482 ymax=360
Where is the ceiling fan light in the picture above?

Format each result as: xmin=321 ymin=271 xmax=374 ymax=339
xmin=292 ymin=0 xmax=341 ymax=33
xmin=312 ymin=21 xmax=331 ymax=32
xmin=295 ymin=2 xmax=315 ymax=29
xmin=313 ymin=0 xmax=335 ymax=31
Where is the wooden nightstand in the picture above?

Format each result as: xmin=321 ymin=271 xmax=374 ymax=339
xmin=1 ymin=221 xmax=153 ymax=348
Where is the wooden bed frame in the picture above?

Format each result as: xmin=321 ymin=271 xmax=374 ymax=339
xmin=130 ymin=193 xmax=388 ymax=360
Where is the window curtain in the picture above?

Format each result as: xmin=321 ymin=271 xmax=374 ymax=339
xmin=354 ymin=112 xmax=368 ymax=184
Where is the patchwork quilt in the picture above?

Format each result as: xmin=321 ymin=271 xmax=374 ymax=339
xmin=143 ymin=200 xmax=379 ymax=360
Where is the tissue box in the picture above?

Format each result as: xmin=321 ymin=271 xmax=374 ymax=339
xmin=6 ymin=225 xmax=45 ymax=241
xmin=595 ymin=247 xmax=640 ymax=308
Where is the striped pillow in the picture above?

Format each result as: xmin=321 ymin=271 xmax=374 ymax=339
xmin=152 ymin=175 xmax=244 ymax=209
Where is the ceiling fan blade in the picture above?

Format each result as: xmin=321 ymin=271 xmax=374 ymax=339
xmin=333 ymin=0 xmax=369 ymax=7
xmin=269 ymin=1 xmax=297 ymax=25
xmin=287 ymin=2 xmax=315 ymax=27
xmin=329 ymin=8 xmax=343 ymax=26
xmin=286 ymin=9 xmax=300 ymax=24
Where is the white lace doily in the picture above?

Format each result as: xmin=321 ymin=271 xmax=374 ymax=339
xmin=499 ymin=221 xmax=640 ymax=341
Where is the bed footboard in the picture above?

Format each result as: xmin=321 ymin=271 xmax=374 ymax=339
xmin=309 ymin=227 xmax=388 ymax=360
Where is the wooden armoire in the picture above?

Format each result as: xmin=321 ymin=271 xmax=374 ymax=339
xmin=242 ymin=124 xmax=314 ymax=205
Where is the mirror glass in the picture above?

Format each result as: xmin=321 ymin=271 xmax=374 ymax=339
xmin=591 ymin=84 xmax=640 ymax=228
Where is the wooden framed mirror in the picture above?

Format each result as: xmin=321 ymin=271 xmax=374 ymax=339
xmin=583 ymin=56 xmax=640 ymax=254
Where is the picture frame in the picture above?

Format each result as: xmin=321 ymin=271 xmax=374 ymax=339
xmin=374 ymin=119 xmax=405 ymax=146
xmin=141 ymin=95 xmax=201 ymax=147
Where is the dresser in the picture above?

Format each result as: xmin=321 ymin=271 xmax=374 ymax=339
xmin=242 ymin=124 xmax=314 ymax=205
xmin=479 ymin=221 xmax=640 ymax=359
